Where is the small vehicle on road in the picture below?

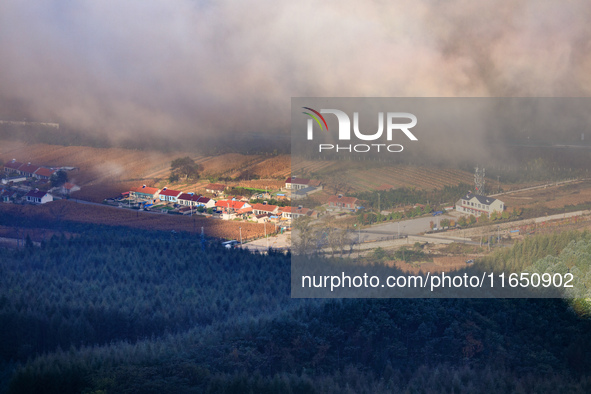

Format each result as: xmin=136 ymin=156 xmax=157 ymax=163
xmin=222 ymin=240 xmax=240 ymax=249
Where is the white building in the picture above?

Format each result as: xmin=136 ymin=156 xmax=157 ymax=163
xmin=285 ymin=177 xmax=310 ymax=190
xmin=455 ymin=192 xmax=504 ymax=217
xmin=25 ymin=190 xmax=53 ymax=204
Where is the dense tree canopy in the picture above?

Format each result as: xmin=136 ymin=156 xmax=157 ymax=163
xmin=170 ymin=156 xmax=201 ymax=181
xmin=49 ymin=170 xmax=68 ymax=188
xmin=1 ymin=225 xmax=591 ymax=393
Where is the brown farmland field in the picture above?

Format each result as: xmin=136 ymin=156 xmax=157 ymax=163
xmin=500 ymin=179 xmax=591 ymax=210
xmin=0 ymin=200 xmax=271 ymax=240
xmin=292 ymin=158 xmax=478 ymax=192
xmin=0 ymin=141 xmax=291 ymax=199
xmin=248 ymin=155 xmax=291 ymax=179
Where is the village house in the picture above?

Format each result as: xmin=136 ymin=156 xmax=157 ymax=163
xmin=327 ymin=195 xmax=359 ymax=210
xmin=18 ymin=163 xmax=41 ymax=178
xmin=3 ymin=159 xmax=24 ymax=175
xmin=178 ymin=193 xmax=201 ymax=206
xmin=215 ymin=200 xmax=251 ymax=213
xmin=205 ymin=183 xmax=227 ymax=195
xmin=25 ymin=190 xmax=53 ymax=204
xmin=1 ymin=189 xmax=17 ymax=203
xmin=285 ymin=177 xmax=310 ymax=190
xmin=251 ymin=203 xmax=279 ymax=215
xmin=253 ymin=213 xmax=271 ymax=223
xmin=214 ymin=200 xmax=251 ymax=220
xmin=130 ymin=186 xmax=160 ymax=202
xmin=292 ymin=186 xmax=318 ymax=200
xmin=158 ymin=188 xmax=183 ymax=203
xmin=33 ymin=167 xmax=56 ymax=180
xmin=59 ymin=182 xmax=81 ymax=195
xmin=455 ymin=192 xmax=504 ymax=217
xmin=281 ymin=205 xmax=310 ymax=220
xmin=196 ymin=196 xmax=216 ymax=209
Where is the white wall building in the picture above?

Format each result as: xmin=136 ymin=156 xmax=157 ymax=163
xmin=455 ymin=192 xmax=504 ymax=217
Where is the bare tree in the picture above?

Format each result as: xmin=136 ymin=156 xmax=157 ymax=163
xmin=292 ymin=216 xmax=318 ymax=255
xmin=327 ymin=175 xmax=353 ymax=196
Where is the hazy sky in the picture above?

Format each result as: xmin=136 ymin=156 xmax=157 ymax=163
xmin=0 ymin=0 xmax=589 ymax=143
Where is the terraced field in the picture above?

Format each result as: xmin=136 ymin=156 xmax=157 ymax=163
xmin=346 ymin=166 xmax=475 ymax=191
xmin=293 ymin=158 xmax=477 ymax=191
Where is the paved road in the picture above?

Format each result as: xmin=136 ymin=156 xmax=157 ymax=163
xmin=358 ymin=213 xmax=456 ymax=242
xmin=240 ymin=232 xmax=291 ymax=252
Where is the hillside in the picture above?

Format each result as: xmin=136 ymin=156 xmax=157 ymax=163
xmin=1 ymin=227 xmax=591 ymax=393
xmin=0 ymin=140 xmax=291 ymax=200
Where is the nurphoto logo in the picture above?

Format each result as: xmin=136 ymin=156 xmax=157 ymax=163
xmin=303 ymin=107 xmax=418 ymax=153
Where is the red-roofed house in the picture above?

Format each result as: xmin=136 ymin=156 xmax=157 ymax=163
xmin=18 ymin=163 xmax=40 ymax=177
xmin=236 ymin=206 xmax=253 ymax=215
xmin=328 ymin=195 xmax=359 ymax=210
xmin=158 ymin=188 xmax=183 ymax=203
xmin=285 ymin=177 xmax=310 ymax=190
xmin=33 ymin=167 xmax=56 ymax=180
xmin=4 ymin=160 xmax=24 ymax=174
xmin=215 ymin=200 xmax=250 ymax=212
xmin=60 ymin=182 xmax=81 ymax=194
xmin=281 ymin=206 xmax=310 ymax=219
xmin=25 ymin=190 xmax=53 ymax=204
xmin=215 ymin=200 xmax=251 ymax=220
xmin=178 ymin=193 xmax=201 ymax=206
xmin=130 ymin=186 xmax=160 ymax=201
xmin=251 ymin=203 xmax=279 ymax=215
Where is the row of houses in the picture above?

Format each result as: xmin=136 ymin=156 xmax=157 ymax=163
xmin=2 ymin=159 xmax=80 ymax=197
xmin=1 ymin=188 xmax=54 ymax=204
xmin=4 ymin=159 xmax=59 ymax=180
xmin=213 ymin=200 xmax=319 ymax=223
xmin=129 ymin=185 xmax=216 ymax=208
xmin=129 ymin=184 xmax=322 ymax=223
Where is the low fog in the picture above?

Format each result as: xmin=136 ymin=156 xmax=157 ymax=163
xmin=0 ymin=0 xmax=590 ymax=152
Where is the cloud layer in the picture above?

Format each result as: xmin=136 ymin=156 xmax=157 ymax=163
xmin=0 ymin=0 xmax=590 ymax=143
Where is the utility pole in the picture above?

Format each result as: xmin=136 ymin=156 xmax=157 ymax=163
xmin=377 ymin=192 xmax=380 ymax=216
xmin=264 ymin=221 xmax=268 ymax=249
xmin=239 ymin=227 xmax=242 ymax=246
xmin=358 ymin=225 xmax=361 ymax=258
